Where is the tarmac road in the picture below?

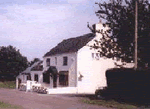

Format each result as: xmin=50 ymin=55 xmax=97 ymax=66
xmin=0 ymin=88 xmax=111 ymax=109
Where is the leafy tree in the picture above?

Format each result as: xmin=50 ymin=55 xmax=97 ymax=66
xmin=0 ymin=45 xmax=28 ymax=76
xmin=29 ymin=58 xmax=40 ymax=66
xmin=89 ymin=0 xmax=150 ymax=67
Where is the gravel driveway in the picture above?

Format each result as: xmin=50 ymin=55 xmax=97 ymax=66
xmin=0 ymin=88 xmax=111 ymax=109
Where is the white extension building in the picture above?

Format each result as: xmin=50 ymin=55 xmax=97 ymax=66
xmin=16 ymin=22 xmax=134 ymax=94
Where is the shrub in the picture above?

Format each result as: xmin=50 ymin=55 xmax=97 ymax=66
xmin=105 ymin=68 xmax=150 ymax=104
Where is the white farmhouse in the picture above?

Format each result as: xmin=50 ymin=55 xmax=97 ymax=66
xmin=16 ymin=61 xmax=43 ymax=90
xmin=16 ymin=22 xmax=134 ymax=94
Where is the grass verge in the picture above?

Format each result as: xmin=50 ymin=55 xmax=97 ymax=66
xmin=0 ymin=81 xmax=16 ymax=89
xmin=82 ymin=99 xmax=138 ymax=109
xmin=0 ymin=101 xmax=22 ymax=109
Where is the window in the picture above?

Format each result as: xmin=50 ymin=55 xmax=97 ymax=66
xmin=96 ymin=53 xmax=99 ymax=57
xmin=95 ymin=53 xmax=100 ymax=60
xmin=92 ymin=53 xmax=100 ymax=60
xmin=26 ymin=75 xmax=31 ymax=80
xmin=92 ymin=53 xmax=94 ymax=58
xmin=63 ymin=56 xmax=68 ymax=66
xmin=43 ymin=73 xmax=50 ymax=83
xmin=59 ymin=71 xmax=68 ymax=86
xmin=34 ymin=74 xmax=38 ymax=82
xmin=55 ymin=57 xmax=57 ymax=65
xmin=46 ymin=58 xmax=50 ymax=66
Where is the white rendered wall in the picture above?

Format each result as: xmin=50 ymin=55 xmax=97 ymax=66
xmin=16 ymin=74 xmax=28 ymax=89
xmin=30 ymin=71 xmax=43 ymax=84
xmin=76 ymin=45 xmax=116 ymax=94
xmin=43 ymin=52 xmax=77 ymax=87
xmin=76 ymin=23 xmax=134 ymax=94
xmin=16 ymin=74 xmax=27 ymax=83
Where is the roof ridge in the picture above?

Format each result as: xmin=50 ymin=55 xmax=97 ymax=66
xmin=44 ymin=33 xmax=95 ymax=57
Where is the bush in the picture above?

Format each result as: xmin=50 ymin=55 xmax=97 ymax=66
xmin=0 ymin=73 xmax=16 ymax=82
xmin=105 ymin=68 xmax=150 ymax=104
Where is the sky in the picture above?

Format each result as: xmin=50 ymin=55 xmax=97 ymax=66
xmin=0 ymin=0 xmax=106 ymax=61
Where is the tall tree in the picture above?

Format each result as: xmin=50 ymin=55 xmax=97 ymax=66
xmin=29 ymin=58 xmax=40 ymax=66
xmin=0 ymin=45 xmax=28 ymax=76
xmin=89 ymin=0 xmax=150 ymax=67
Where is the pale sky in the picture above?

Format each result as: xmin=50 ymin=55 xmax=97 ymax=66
xmin=0 ymin=0 xmax=106 ymax=61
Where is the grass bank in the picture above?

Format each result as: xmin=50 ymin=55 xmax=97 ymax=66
xmin=0 ymin=101 xmax=22 ymax=109
xmin=0 ymin=81 xmax=16 ymax=89
xmin=82 ymin=99 xmax=138 ymax=109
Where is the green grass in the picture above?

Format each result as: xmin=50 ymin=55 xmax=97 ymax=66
xmin=0 ymin=81 xmax=16 ymax=89
xmin=82 ymin=99 xmax=138 ymax=109
xmin=0 ymin=101 xmax=22 ymax=109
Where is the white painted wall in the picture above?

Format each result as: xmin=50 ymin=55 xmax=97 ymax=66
xmin=16 ymin=74 xmax=27 ymax=83
xmin=76 ymin=45 xmax=116 ymax=94
xmin=30 ymin=71 xmax=43 ymax=83
xmin=43 ymin=52 xmax=77 ymax=87
xmin=76 ymin=23 xmax=134 ymax=94
xmin=43 ymin=53 xmax=76 ymax=71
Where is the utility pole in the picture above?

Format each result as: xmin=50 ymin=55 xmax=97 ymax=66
xmin=134 ymin=0 xmax=138 ymax=70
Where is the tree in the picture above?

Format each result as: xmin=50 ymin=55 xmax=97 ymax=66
xmin=89 ymin=0 xmax=150 ymax=67
xmin=0 ymin=45 xmax=28 ymax=76
xmin=28 ymin=58 xmax=40 ymax=66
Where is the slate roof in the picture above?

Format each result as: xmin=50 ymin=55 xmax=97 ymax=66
xmin=21 ymin=61 xmax=42 ymax=74
xmin=44 ymin=33 xmax=95 ymax=57
xmin=31 ymin=61 xmax=43 ymax=71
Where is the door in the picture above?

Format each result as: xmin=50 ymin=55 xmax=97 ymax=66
xmin=53 ymin=74 xmax=57 ymax=88
xmin=18 ymin=78 xmax=21 ymax=89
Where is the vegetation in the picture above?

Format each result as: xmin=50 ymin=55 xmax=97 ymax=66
xmin=82 ymin=99 xmax=138 ymax=109
xmin=0 ymin=81 xmax=16 ymax=89
xmin=0 ymin=101 xmax=22 ymax=109
xmin=29 ymin=58 xmax=40 ymax=67
xmin=0 ymin=45 xmax=28 ymax=77
xmin=89 ymin=0 xmax=150 ymax=67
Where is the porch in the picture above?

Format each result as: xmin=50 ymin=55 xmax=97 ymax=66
xmin=43 ymin=66 xmax=69 ymax=89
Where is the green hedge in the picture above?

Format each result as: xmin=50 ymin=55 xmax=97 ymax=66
xmin=105 ymin=68 xmax=150 ymax=104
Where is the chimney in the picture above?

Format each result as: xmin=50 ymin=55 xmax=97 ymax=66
xmin=92 ymin=24 xmax=96 ymax=33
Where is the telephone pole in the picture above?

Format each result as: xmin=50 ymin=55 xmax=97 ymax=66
xmin=134 ymin=0 xmax=138 ymax=70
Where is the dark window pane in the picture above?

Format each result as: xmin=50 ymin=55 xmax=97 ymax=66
xmin=59 ymin=71 xmax=68 ymax=86
xmin=34 ymin=74 xmax=38 ymax=82
xmin=26 ymin=75 xmax=31 ymax=80
xmin=55 ymin=57 xmax=57 ymax=65
xmin=46 ymin=58 xmax=50 ymax=66
xmin=43 ymin=73 xmax=50 ymax=83
xmin=63 ymin=57 xmax=68 ymax=66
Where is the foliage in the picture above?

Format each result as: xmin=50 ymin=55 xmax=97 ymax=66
xmin=103 ymin=68 xmax=150 ymax=104
xmin=0 ymin=45 xmax=28 ymax=76
xmin=90 ymin=0 xmax=150 ymax=67
xmin=29 ymin=58 xmax=40 ymax=66
xmin=82 ymin=99 xmax=137 ymax=109
xmin=0 ymin=101 xmax=22 ymax=109
xmin=0 ymin=81 xmax=16 ymax=89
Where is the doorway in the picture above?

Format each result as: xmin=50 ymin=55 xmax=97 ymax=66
xmin=53 ymin=74 xmax=57 ymax=88
xmin=18 ymin=78 xmax=21 ymax=89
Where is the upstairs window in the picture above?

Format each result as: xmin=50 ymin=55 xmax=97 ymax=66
xmin=55 ymin=57 xmax=57 ymax=65
xmin=92 ymin=53 xmax=94 ymax=58
xmin=46 ymin=58 xmax=50 ymax=66
xmin=95 ymin=53 xmax=100 ymax=60
xmin=63 ymin=56 xmax=68 ymax=66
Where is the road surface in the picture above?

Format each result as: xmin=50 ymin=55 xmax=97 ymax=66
xmin=0 ymin=88 xmax=111 ymax=109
